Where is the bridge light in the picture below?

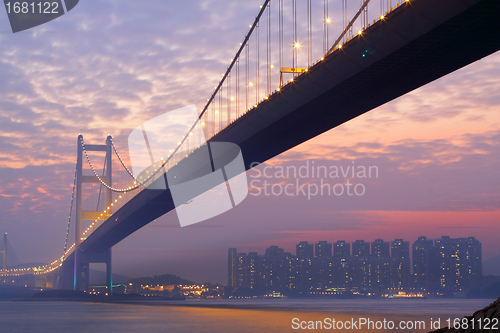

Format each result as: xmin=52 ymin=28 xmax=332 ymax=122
xmin=358 ymin=30 xmax=362 ymax=35
xmin=201 ymin=122 xmax=205 ymax=126
xmin=270 ymin=64 xmax=274 ymax=69
xmin=230 ymin=97 xmax=234 ymax=101
xmin=248 ymin=82 xmax=253 ymax=87
xmin=380 ymin=15 xmax=385 ymax=19
xmin=295 ymin=42 xmax=300 ymax=48
xmin=326 ymin=18 xmax=331 ymax=23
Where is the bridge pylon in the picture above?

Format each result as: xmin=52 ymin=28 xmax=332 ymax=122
xmin=67 ymin=134 xmax=114 ymax=295
xmin=0 ymin=233 xmax=6 ymax=270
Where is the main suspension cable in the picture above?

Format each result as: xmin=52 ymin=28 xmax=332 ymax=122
xmin=63 ymin=165 xmax=77 ymax=255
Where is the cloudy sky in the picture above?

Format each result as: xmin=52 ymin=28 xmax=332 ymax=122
xmin=0 ymin=0 xmax=499 ymax=284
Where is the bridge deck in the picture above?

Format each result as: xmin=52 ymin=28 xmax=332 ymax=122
xmin=77 ymin=0 xmax=500 ymax=254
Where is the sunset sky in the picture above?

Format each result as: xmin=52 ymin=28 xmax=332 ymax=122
xmin=0 ymin=0 xmax=499 ymax=284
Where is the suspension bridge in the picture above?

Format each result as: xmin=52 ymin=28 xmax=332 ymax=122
xmin=1 ymin=0 xmax=499 ymax=295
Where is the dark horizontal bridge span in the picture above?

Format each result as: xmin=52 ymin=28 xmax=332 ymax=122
xmin=77 ymin=0 xmax=500 ymax=254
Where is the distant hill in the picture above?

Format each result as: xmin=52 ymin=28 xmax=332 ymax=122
xmin=483 ymin=255 xmax=500 ymax=276
xmin=0 ymin=285 xmax=37 ymax=299
xmin=126 ymin=274 xmax=196 ymax=287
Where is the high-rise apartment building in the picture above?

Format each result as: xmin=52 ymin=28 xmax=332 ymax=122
xmin=412 ymin=236 xmax=434 ymax=290
xmin=390 ymin=239 xmax=411 ymax=289
xmin=315 ymin=241 xmax=332 ymax=258
xmin=228 ymin=248 xmax=237 ymax=288
xmin=333 ymin=240 xmax=350 ymax=258
xmin=296 ymin=241 xmax=314 ymax=259
xmin=371 ymin=239 xmax=390 ymax=290
xmin=433 ymin=236 xmax=482 ymax=292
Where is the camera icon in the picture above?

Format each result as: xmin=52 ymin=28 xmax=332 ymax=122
xmin=128 ymin=105 xmax=248 ymax=227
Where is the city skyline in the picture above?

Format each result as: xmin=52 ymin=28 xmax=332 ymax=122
xmin=228 ymin=235 xmax=486 ymax=264
xmin=0 ymin=0 xmax=499 ymax=285
xmin=228 ymin=236 xmax=482 ymax=295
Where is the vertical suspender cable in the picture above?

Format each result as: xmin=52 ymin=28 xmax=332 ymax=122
xmin=292 ymin=0 xmax=296 ymax=75
xmin=236 ymin=58 xmax=239 ymax=118
xmin=308 ymin=0 xmax=313 ymax=66
xmin=292 ymin=0 xmax=299 ymax=72
xmin=365 ymin=0 xmax=369 ymax=29
xmin=342 ymin=0 xmax=346 ymax=42
xmin=256 ymin=22 xmax=259 ymax=105
xmin=95 ymin=155 xmax=107 ymax=212
xmin=63 ymin=166 xmax=77 ymax=255
xmin=361 ymin=0 xmax=363 ymax=30
xmin=307 ymin=0 xmax=310 ymax=66
xmin=212 ymin=99 xmax=215 ymax=135
xmin=279 ymin=0 xmax=283 ymax=86
xmin=323 ymin=0 xmax=326 ymax=55
xmin=266 ymin=3 xmax=270 ymax=96
xmin=246 ymin=43 xmax=249 ymax=111
xmin=346 ymin=0 xmax=350 ymax=41
xmin=226 ymin=74 xmax=229 ymax=126
xmin=326 ymin=0 xmax=329 ymax=50
xmin=219 ymin=85 xmax=222 ymax=130
xmin=228 ymin=73 xmax=231 ymax=125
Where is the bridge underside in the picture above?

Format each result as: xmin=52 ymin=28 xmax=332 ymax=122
xmin=64 ymin=0 xmax=500 ymax=260
xmin=58 ymin=249 xmax=112 ymax=292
